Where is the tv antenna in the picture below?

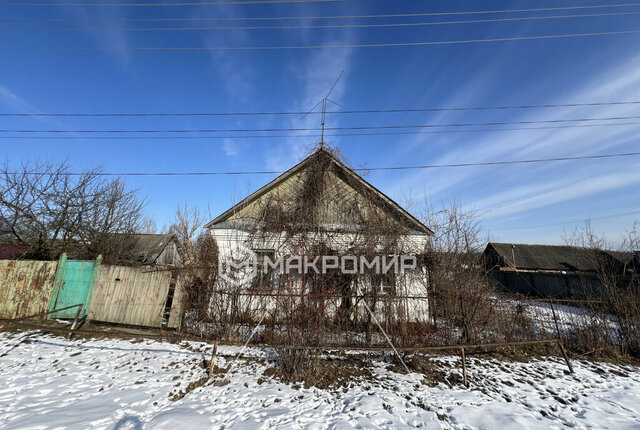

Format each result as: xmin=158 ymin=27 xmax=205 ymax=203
xmin=301 ymin=70 xmax=344 ymax=148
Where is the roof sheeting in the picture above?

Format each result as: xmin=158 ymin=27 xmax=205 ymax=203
xmin=486 ymin=242 xmax=630 ymax=272
xmin=130 ymin=233 xmax=178 ymax=265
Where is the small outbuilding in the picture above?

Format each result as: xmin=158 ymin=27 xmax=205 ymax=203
xmin=484 ymin=242 xmax=632 ymax=299
xmin=128 ymin=233 xmax=185 ymax=267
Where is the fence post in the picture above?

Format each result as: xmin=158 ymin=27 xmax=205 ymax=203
xmin=47 ymin=253 xmax=68 ymax=318
xmin=209 ymin=341 xmax=219 ymax=379
xmin=83 ymin=254 xmax=102 ymax=323
xmin=460 ymin=347 xmax=469 ymax=387
xmin=549 ymin=298 xmax=562 ymax=341
xmin=557 ymin=340 xmax=574 ymax=374
xmin=68 ymin=304 xmax=84 ymax=339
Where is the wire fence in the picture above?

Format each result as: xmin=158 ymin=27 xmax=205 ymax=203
xmin=168 ymin=285 xmax=637 ymax=360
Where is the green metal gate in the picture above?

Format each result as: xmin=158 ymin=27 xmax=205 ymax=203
xmin=48 ymin=253 xmax=102 ymax=319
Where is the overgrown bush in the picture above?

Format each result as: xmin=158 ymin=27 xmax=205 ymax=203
xmin=564 ymin=223 xmax=640 ymax=357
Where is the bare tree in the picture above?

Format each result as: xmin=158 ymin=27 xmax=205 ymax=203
xmin=183 ymin=233 xmax=219 ymax=326
xmin=420 ymin=200 xmax=525 ymax=344
xmin=564 ymin=221 xmax=640 ymax=356
xmin=140 ymin=217 xmax=158 ymax=234
xmin=169 ymin=201 xmax=203 ymax=264
xmin=0 ymin=161 xmax=146 ymax=264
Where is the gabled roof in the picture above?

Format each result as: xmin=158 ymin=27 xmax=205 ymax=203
xmin=130 ymin=233 xmax=181 ymax=265
xmin=486 ymin=242 xmax=628 ymax=272
xmin=205 ymin=149 xmax=433 ymax=235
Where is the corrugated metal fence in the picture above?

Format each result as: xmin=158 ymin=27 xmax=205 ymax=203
xmin=0 ymin=260 xmax=58 ymax=319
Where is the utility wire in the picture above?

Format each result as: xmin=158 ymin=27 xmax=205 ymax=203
xmin=2 ymin=2 xmax=639 ymax=17
xmin=2 ymin=115 xmax=639 ymax=133
xmin=489 ymin=210 xmax=640 ymax=231
xmin=0 ymin=0 xmax=349 ymax=6
xmin=9 ymin=11 xmax=640 ymax=31
xmin=2 ymin=29 xmax=639 ymax=50
xmin=2 ymin=100 xmax=639 ymax=117
xmin=4 ymin=122 xmax=640 ymax=140
xmin=10 ymin=153 xmax=640 ymax=176
xmin=365 ymin=153 xmax=640 ymax=171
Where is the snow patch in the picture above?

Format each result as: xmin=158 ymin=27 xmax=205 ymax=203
xmin=1 ymin=331 xmax=639 ymax=429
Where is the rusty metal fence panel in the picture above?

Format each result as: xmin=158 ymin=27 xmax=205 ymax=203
xmin=0 ymin=259 xmax=58 ymax=319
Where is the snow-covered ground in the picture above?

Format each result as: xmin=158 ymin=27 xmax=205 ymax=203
xmin=1 ymin=330 xmax=640 ymax=429
xmin=520 ymin=299 xmax=621 ymax=342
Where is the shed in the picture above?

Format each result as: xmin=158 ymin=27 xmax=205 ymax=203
xmin=484 ymin=242 xmax=630 ymax=299
xmin=129 ymin=233 xmax=184 ymax=267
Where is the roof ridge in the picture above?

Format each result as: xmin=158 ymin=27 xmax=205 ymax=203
xmin=490 ymin=242 xmax=624 ymax=252
xmin=205 ymin=148 xmax=432 ymax=234
xmin=490 ymin=242 xmax=577 ymax=248
xmin=132 ymin=233 xmax=174 ymax=238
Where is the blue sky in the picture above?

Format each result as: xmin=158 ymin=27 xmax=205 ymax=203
xmin=1 ymin=0 xmax=639 ymax=245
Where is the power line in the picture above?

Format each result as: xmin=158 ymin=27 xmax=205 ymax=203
xmin=368 ymin=153 xmax=640 ymax=171
xmin=10 ymin=152 xmax=640 ymax=176
xmin=2 ymin=29 xmax=640 ymax=50
xmin=489 ymin=210 xmax=640 ymax=231
xmin=2 ymin=100 xmax=639 ymax=117
xmin=0 ymin=0 xmax=349 ymax=6
xmin=2 ymin=2 xmax=639 ymax=19
xmin=9 ymin=11 xmax=640 ymax=31
xmin=3 ymin=122 xmax=640 ymax=140
xmin=2 ymin=115 xmax=639 ymax=133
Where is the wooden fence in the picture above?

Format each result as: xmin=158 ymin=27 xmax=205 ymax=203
xmin=89 ymin=265 xmax=186 ymax=329
xmin=0 ymin=259 xmax=187 ymax=329
xmin=0 ymin=260 xmax=58 ymax=319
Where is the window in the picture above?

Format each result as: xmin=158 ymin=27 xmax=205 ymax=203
xmin=252 ymin=249 xmax=276 ymax=290
xmin=372 ymin=272 xmax=396 ymax=295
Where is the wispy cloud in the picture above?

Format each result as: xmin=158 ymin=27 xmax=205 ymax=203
xmin=474 ymin=161 xmax=640 ymax=219
xmin=385 ymin=52 xmax=640 ymax=207
xmin=222 ymin=139 xmax=239 ymax=157
xmin=0 ymin=85 xmax=38 ymax=112
xmin=52 ymin=1 xmax=132 ymax=65
xmin=196 ymin=6 xmax=264 ymax=161
xmin=0 ymin=84 xmax=67 ymax=129
xmin=200 ymin=6 xmax=256 ymax=102
xmin=264 ymin=36 xmax=356 ymax=170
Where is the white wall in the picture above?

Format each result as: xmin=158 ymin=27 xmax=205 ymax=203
xmin=209 ymin=227 xmax=431 ymax=323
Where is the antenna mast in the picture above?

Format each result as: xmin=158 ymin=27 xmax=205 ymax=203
xmin=302 ymin=70 xmax=344 ymax=149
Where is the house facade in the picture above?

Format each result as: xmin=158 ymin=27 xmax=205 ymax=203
xmin=205 ymin=149 xmax=433 ymax=323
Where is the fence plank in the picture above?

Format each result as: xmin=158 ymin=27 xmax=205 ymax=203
xmin=167 ymin=273 xmax=187 ymax=329
xmin=89 ymin=265 xmax=173 ymax=328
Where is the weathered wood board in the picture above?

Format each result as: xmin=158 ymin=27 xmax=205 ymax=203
xmin=89 ymin=265 xmax=173 ymax=328
xmin=167 ymin=272 xmax=187 ymax=330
